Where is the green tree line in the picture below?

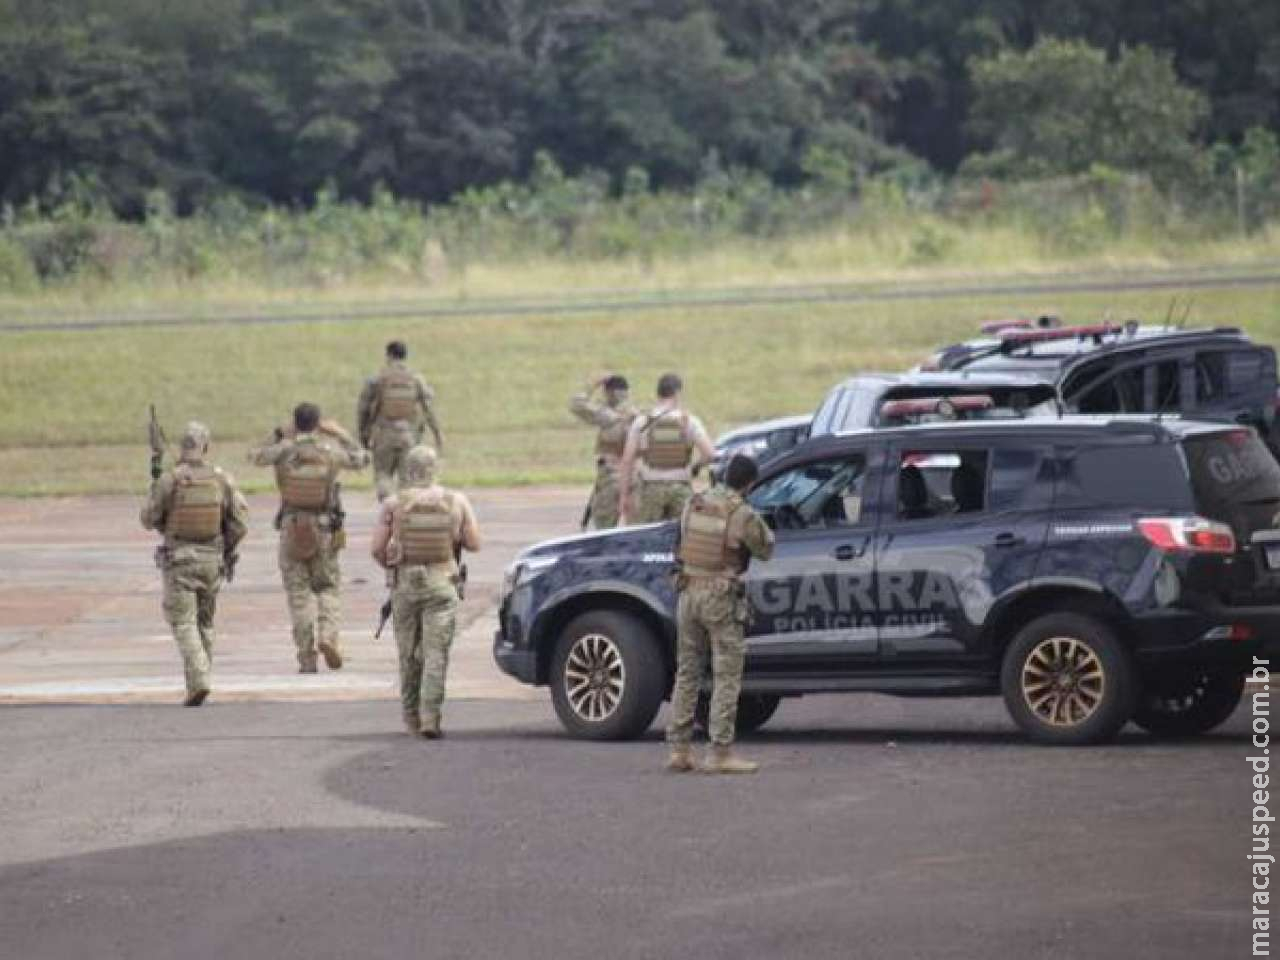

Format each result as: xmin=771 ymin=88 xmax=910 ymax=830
xmin=1 ymin=0 xmax=1277 ymax=219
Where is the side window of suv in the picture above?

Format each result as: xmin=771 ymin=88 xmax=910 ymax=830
xmin=989 ymin=447 xmax=1052 ymax=511
xmin=750 ymin=455 xmax=870 ymax=530
xmin=1074 ymin=365 xmax=1143 ymax=413
xmin=895 ymin=450 xmax=989 ymax=521
xmin=1195 ymin=352 xmax=1227 ymax=406
xmin=1151 ymin=360 xmax=1183 ymax=413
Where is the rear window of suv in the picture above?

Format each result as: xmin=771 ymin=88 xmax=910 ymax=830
xmin=1183 ymin=430 xmax=1280 ymax=537
xmin=1056 ymin=443 xmax=1194 ymax=511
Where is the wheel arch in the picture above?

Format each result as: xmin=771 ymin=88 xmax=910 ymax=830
xmin=984 ymin=580 xmax=1135 ymax=653
xmin=531 ymin=585 xmax=675 ymax=685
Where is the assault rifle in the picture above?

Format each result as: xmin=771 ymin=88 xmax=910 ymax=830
xmin=374 ymin=548 xmax=469 ymax=639
xmin=375 ymin=596 xmax=393 ymax=639
xmin=147 ymin=404 xmax=169 ymax=480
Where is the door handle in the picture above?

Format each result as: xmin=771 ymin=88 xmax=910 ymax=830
xmin=994 ymin=532 xmax=1025 ymax=549
xmin=832 ymin=541 xmax=867 ymax=561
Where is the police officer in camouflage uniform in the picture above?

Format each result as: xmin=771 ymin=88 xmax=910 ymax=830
xmin=357 ymin=341 xmax=444 ymax=501
xmin=250 ymin=403 xmax=370 ymax=673
xmin=569 ymin=372 xmax=638 ymax=529
xmin=618 ymin=372 xmax=716 ymax=526
xmin=371 ymin=445 xmax=481 ymax=738
xmin=666 ymin=454 xmax=774 ymax=774
xmin=141 ymin=422 xmax=250 ymax=706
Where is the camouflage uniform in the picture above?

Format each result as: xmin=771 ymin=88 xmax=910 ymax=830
xmin=624 ymin=405 xmax=712 ymax=524
xmin=569 ymin=382 xmax=637 ymax=529
xmin=251 ymin=425 xmax=369 ymax=671
xmin=372 ymin=446 xmax=481 ymax=737
xmin=667 ymin=485 xmax=774 ymax=769
xmin=357 ymin=360 xmax=443 ymax=501
xmin=140 ymin=423 xmax=250 ymax=704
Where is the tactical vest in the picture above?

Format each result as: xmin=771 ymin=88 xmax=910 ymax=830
xmin=377 ymin=367 xmax=418 ymax=422
xmin=276 ymin=442 xmax=335 ymax=511
xmin=679 ymin=492 xmax=744 ymax=577
xmin=167 ymin=465 xmax=224 ymax=543
xmin=394 ymin=490 xmax=456 ymax=566
xmin=596 ymin=410 xmax=636 ymax=459
xmin=642 ymin=411 xmax=693 ymax=470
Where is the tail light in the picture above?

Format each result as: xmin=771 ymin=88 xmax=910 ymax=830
xmin=1137 ymin=517 xmax=1236 ymax=554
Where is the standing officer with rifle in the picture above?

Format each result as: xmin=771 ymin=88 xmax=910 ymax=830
xmin=140 ymin=415 xmax=249 ymax=706
xmin=371 ymin=445 xmax=481 ymax=738
xmin=250 ymin=403 xmax=369 ymax=673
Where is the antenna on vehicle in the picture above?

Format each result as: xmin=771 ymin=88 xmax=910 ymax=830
xmin=1164 ymin=297 xmax=1180 ymax=327
xmin=1178 ymin=297 xmax=1194 ymax=330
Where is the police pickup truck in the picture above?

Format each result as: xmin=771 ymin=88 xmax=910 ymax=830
xmin=496 ymin=414 xmax=1280 ymax=745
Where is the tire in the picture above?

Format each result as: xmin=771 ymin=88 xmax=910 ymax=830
xmin=549 ymin=610 xmax=666 ymax=740
xmin=1132 ymin=666 xmax=1246 ymax=738
xmin=695 ymin=692 xmax=782 ymax=737
xmin=1000 ymin=612 xmax=1137 ymax=745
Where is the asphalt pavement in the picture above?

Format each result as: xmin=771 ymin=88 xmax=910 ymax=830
xmin=0 ymin=693 xmax=1257 ymax=960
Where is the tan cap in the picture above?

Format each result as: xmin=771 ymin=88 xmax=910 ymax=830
xmin=405 ymin=445 xmax=437 ymax=484
xmin=181 ymin=421 xmax=210 ymax=451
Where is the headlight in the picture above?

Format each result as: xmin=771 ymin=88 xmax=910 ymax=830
xmin=502 ymin=555 xmax=560 ymax=596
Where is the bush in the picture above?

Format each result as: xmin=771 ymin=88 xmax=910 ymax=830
xmin=0 ymin=236 xmax=38 ymax=292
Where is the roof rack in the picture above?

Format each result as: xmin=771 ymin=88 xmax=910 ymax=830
xmin=880 ymin=395 xmax=995 ymax=421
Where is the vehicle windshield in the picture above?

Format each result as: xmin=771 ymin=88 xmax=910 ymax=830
xmin=1183 ymin=430 xmax=1280 ymax=539
xmin=749 ymin=458 xmax=867 ymax=528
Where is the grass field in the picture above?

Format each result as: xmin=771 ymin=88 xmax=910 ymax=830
xmin=3 ymin=276 xmax=1279 ymax=496
xmin=2 ymin=218 xmax=1279 ymax=319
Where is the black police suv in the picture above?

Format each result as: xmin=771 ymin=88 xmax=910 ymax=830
xmin=710 ymin=370 xmax=1058 ymax=473
xmin=809 ymin=370 xmax=1058 ymax=437
xmin=710 ymin=414 xmax=811 ymax=477
xmin=496 ymin=416 xmax=1280 ymax=745
xmin=922 ymin=321 xmax=1280 ymax=451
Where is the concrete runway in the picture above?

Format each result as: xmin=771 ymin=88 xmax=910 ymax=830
xmin=0 ymin=488 xmax=584 ymax=703
xmin=0 ymin=695 xmax=1258 ymax=960
xmin=0 ymin=492 xmax=1264 ymax=959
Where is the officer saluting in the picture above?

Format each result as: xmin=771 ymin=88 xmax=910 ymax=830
xmin=666 ymin=454 xmax=774 ymax=774
xmin=569 ymin=372 xmax=637 ymax=530
xmin=250 ymin=403 xmax=369 ymax=674
xmin=371 ymin=445 xmax=481 ymax=739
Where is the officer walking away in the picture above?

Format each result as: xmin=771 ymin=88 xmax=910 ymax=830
xmin=141 ymin=422 xmax=249 ymax=706
xmin=357 ymin=340 xmax=444 ymax=501
xmin=371 ymin=445 xmax=481 ymax=738
xmin=666 ymin=454 xmax=774 ymax=774
xmin=569 ymin=372 xmax=638 ymax=529
xmin=250 ymin=403 xmax=370 ymax=673
xmin=618 ymin=372 xmax=715 ymax=525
